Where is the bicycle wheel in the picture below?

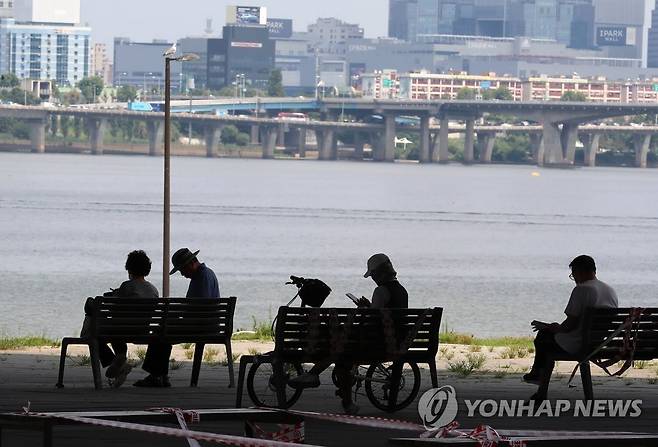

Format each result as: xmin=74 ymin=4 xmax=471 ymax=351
xmin=364 ymin=361 xmax=421 ymax=412
xmin=246 ymin=361 xmax=304 ymax=409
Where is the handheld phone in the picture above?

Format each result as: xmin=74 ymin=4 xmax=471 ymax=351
xmin=345 ymin=293 xmax=360 ymax=305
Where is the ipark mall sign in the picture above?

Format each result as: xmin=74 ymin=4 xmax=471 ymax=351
xmin=597 ymin=26 xmax=636 ymax=46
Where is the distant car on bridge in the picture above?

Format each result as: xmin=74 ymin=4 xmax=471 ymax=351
xmin=127 ymin=102 xmax=154 ymax=112
xmin=276 ymin=112 xmax=308 ymax=122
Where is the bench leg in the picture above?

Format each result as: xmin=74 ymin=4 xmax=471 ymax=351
xmin=235 ymin=355 xmax=253 ymax=408
xmin=43 ymin=423 xmax=53 ymax=447
xmin=89 ymin=339 xmax=103 ymax=390
xmin=272 ymin=360 xmax=287 ymax=409
xmin=55 ymin=339 xmax=71 ymax=388
xmin=387 ymin=361 xmax=403 ymax=410
xmin=429 ymin=360 xmax=438 ymax=388
xmin=225 ymin=342 xmax=235 ymax=388
xmin=580 ymin=362 xmax=594 ymax=401
xmin=190 ymin=343 xmax=205 ymax=387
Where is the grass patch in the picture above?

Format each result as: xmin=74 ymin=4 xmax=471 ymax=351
xmin=220 ymin=353 xmax=241 ymax=366
xmin=203 ymin=347 xmax=220 ymax=364
xmin=0 ymin=336 xmax=60 ymax=350
xmin=181 ymin=343 xmax=194 ymax=350
xmin=247 ymin=347 xmax=261 ymax=356
xmin=500 ymin=346 xmax=530 ymax=359
xmin=184 ymin=348 xmax=194 ymax=360
xmin=69 ymin=354 xmax=91 ymax=366
xmin=635 ymin=360 xmax=648 ymax=370
xmin=135 ymin=347 xmax=147 ymax=361
xmin=232 ymin=316 xmax=274 ymax=341
xmin=439 ymin=328 xmax=533 ymax=349
xmin=447 ymin=353 xmax=487 ymax=377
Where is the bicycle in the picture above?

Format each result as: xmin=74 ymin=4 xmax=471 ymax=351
xmin=244 ymin=276 xmax=421 ymax=412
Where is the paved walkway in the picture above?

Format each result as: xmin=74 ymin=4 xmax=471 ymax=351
xmin=1 ymin=351 xmax=657 ymax=446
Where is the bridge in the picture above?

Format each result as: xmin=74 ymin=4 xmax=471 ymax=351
xmin=2 ymin=99 xmax=658 ymax=167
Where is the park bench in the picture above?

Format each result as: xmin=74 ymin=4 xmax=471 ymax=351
xmin=236 ymin=306 xmax=443 ymax=408
xmin=539 ymin=307 xmax=658 ymax=399
xmin=55 ymin=296 xmax=237 ymax=390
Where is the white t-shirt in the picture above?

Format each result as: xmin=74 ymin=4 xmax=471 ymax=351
xmin=555 ymin=279 xmax=618 ymax=354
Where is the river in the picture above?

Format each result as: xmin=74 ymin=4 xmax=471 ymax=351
xmin=1 ymin=152 xmax=657 ymax=338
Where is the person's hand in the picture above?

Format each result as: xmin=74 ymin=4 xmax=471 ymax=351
xmin=356 ymin=297 xmax=371 ymax=308
xmin=531 ymin=320 xmax=549 ymax=332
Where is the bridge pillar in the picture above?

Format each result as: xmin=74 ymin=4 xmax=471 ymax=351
xmin=477 ymin=133 xmax=496 ymax=163
xmin=298 ymin=128 xmax=307 ymax=158
xmin=581 ymin=133 xmax=600 ymax=167
xmin=542 ymin=122 xmax=563 ymax=165
xmin=28 ymin=118 xmax=47 ymax=153
xmin=277 ymin=125 xmax=285 ymax=147
xmin=634 ymin=134 xmax=651 ymax=168
xmin=86 ymin=118 xmax=107 ymax=155
xmin=562 ymin=123 xmax=579 ymax=164
xmin=205 ymin=125 xmax=223 ymax=158
xmin=147 ymin=121 xmax=164 ymax=156
xmin=353 ymin=133 xmax=364 ymax=160
xmin=463 ymin=119 xmax=475 ymax=164
xmin=530 ymin=133 xmax=544 ymax=166
xmin=376 ymin=114 xmax=395 ymax=162
xmin=419 ymin=115 xmax=431 ymax=163
xmin=437 ymin=118 xmax=450 ymax=163
xmin=250 ymin=125 xmax=260 ymax=145
xmin=261 ymin=126 xmax=278 ymax=159
xmin=318 ymin=129 xmax=336 ymax=160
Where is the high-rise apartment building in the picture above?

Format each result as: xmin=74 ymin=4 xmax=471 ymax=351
xmin=113 ymin=38 xmax=182 ymax=92
xmin=91 ymin=43 xmax=112 ymax=85
xmin=0 ymin=0 xmax=14 ymax=18
xmin=388 ymin=0 xmax=594 ymax=48
xmin=0 ymin=0 xmax=90 ymax=86
xmin=307 ymin=17 xmax=364 ymax=53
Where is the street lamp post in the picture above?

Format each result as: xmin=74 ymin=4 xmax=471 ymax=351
xmin=162 ymin=50 xmax=199 ymax=298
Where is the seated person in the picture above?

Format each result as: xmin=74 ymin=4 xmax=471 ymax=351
xmin=83 ymin=250 xmax=159 ymax=388
xmin=289 ymin=253 xmax=408 ymax=415
xmin=524 ymin=255 xmax=618 ymax=400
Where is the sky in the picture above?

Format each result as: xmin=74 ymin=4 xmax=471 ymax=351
xmin=81 ymin=0 xmax=387 ymax=47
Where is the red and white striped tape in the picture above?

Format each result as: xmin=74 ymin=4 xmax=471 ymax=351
xmin=21 ymin=408 xmax=311 ymax=447
xmin=147 ymin=408 xmax=202 ymax=447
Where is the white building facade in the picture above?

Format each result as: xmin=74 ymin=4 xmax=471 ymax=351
xmin=0 ymin=0 xmax=89 ymax=86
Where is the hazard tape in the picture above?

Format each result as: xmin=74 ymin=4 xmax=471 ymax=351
xmin=423 ymin=421 xmax=527 ymax=447
xmin=282 ymin=409 xmax=425 ymax=432
xmin=147 ymin=408 xmax=202 ymax=447
xmin=20 ymin=407 xmax=312 ymax=447
xmin=247 ymin=421 xmax=305 ymax=443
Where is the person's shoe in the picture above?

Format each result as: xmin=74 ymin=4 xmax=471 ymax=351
xmin=522 ymin=372 xmax=542 ymax=385
xmin=110 ymin=363 xmax=132 ymax=388
xmin=161 ymin=375 xmax=172 ymax=388
xmin=342 ymin=401 xmax=360 ymax=416
xmin=288 ymin=373 xmax=320 ymax=389
xmin=133 ymin=375 xmax=166 ymax=388
xmin=105 ymin=355 xmax=127 ymax=379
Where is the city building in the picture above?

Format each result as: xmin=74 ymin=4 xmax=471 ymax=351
xmin=178 ymin=37 xmax=209 ymax=90
xmin=388 ymin=0 xmax=595 ymax=48
xmin=648 ymin=5 xmax=658 ymax=68
xmin=0 ymin=0 xmax=14 ymax=18
xmin=205 ymin=24 xmax=275 ymax=91
xmin=386 ymin=70 xmax=658 ymax=103
xmin=113 ymin=38 xmax=182 ymax=92
xmin=593 ymin=0 xmax=655 ymax=67
xmin=361 ymin=69 xmax=401 ymax=99
xmin=307 ymin=17 xmax=364 ymax=54
xmin=345 ymin=33 xmax=658 ymax=81
xmin=0 ymin=0 xmax=90 ymax=86
xmin=91 ymin=43 xmax=112 ymax=85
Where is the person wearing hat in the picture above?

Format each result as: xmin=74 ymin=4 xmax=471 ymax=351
xmin=289 ymin=253 xmax=408 ymax=415
xmin=134 ymin=248 xmax=220 ymax=387
xmin=169 ymin=248 xmax=220 ymax=299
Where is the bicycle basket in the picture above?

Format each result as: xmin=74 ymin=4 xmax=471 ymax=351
xmin=299 ymin=278 xmax=331 ymax=308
